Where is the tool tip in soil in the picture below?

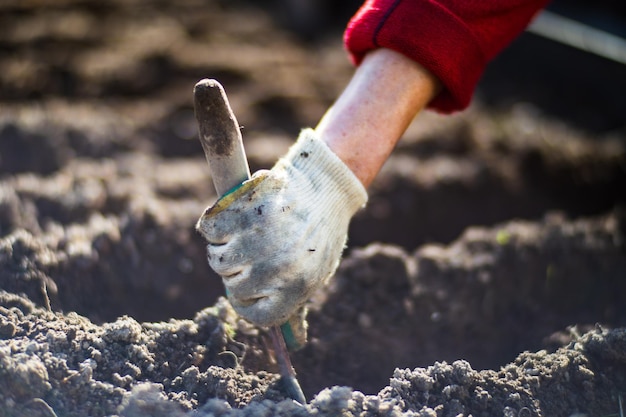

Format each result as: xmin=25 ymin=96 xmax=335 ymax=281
xmin=282 ymin=374 xmax=307 ymax=404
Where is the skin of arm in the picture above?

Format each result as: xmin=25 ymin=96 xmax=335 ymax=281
xmin=316 ymin=48 xmax=441 ymax=188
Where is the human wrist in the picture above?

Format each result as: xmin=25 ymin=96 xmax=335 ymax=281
xmin=279 ymin=128 xmax=368 ymax=217
xmin=316 ymin=48 xmax=440 ymax=187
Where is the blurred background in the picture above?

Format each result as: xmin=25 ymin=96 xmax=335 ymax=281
xmin=1 ymin=0 xmax=625 ymax=132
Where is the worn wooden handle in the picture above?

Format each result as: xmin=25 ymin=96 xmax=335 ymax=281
xmin=193 ymin=78 xmax=251 ymax=197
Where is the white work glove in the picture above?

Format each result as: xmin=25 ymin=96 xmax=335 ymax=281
xmin=196 ymin=129 xmax=367 ymax=345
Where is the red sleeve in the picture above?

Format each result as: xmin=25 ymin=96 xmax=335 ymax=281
xmin=344 ymin=0 xmax=550 ymax=113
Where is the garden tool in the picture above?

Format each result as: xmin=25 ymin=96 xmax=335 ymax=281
xmin=193 ymin=78 xmax=306 ymax=404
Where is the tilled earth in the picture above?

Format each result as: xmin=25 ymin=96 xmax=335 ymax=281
xmin=1 ymin=1 xmax=625 ymax=416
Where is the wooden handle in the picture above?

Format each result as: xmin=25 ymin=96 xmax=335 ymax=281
xmin=193 ymin=79 xmax=251 ymax=197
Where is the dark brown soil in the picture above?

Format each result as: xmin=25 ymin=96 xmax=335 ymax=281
xmin=1 ymin=1 xmax=625 ymax=416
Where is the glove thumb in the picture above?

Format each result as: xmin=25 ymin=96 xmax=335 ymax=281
xmin=280 ymin=306 xmax=308 ymax=351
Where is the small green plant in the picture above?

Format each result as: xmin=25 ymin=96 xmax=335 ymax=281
xmin=496 ymin=229 xmax=511 ymax=245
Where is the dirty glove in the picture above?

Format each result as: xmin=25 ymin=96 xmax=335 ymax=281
xmin=196 ymin=128 xmax=367 ymax=343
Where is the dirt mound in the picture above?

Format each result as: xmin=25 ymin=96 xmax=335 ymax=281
xmin=1 ymin=0 xmax=625 ymax=416
xmin=1 ymin=234 xmax=625 ymax=415
xmin=296 ymin=210 xmax=626 ymax=396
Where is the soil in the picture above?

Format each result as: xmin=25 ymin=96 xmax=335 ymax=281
xmin=1 ymin=1 xmax=625 ymax=416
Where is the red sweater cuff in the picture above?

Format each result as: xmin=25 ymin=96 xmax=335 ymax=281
xmin=345 ymin=0 xmax=546 ymax=113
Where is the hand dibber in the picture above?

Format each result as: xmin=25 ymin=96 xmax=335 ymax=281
xmin=193 ymin=78 xmax=306 ymax=404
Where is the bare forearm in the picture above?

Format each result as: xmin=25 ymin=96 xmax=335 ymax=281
xmin=316 ymin=48 xmax=440 ymax=187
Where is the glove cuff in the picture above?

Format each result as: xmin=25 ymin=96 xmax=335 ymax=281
xmin=280 ymin=128 xmax=368 ymax=216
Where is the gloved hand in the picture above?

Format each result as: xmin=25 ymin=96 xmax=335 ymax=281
xmin=196 ymin=128 xmax=367 ymax=346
